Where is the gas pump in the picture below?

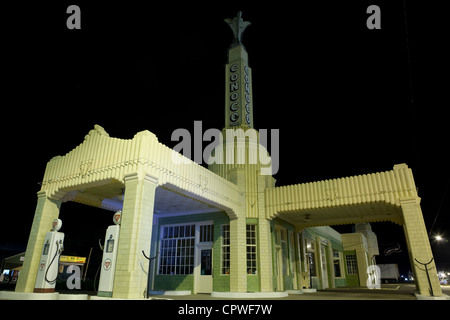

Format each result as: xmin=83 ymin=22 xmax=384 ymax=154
xmin=97 ymin=211 xmax=121 ymax=297
xmin=34 ymin=219 xmax=64 ymax=293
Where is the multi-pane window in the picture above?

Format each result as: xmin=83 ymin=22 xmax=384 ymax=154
xmin=221 ymin=225 xmax=230 ymax=274
xmin=200 ymin=224 xmax=213 ymax=242
xmin=345 ymin=254 xmax=358 ymax=275
xmin=246 ymin=224 xmax=257 ymax=275
xmin=158 ymin=224 xmax=195 ymax=275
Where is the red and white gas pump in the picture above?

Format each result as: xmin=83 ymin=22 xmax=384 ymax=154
xmin=34 ymin=219 xmax=64 ymax=293
xmin=97 ymin=211 xmax=121 ymax=297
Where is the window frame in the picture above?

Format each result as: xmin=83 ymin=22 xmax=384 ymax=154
xmin=157 ymin=223 xmax=196 ymax=275
xmin=345 ymin=254 xmax=358 ymax=275
xmin=221 ymin=224 xmax=230 ymax=275
xmin=246 ymin=224 xmax=258 ymax=275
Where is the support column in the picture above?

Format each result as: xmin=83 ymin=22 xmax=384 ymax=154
xmin=113 ymin=172 xmax=158 ymax=299
xmin=258 ymin=218 xmax=273 ymax=291
xmin=356 ymin=249 xmax=369 ymax=288
xmin=15 ymin=191 xmax=62 ymax=293
xmin=228 ymin=168 xmax=247 ymax=293
xmin=229 ymin=216 xmax=247 ymax=293
xmin=257 ymin=174 xmax=274 ymax=292
xmin=401 ymin=197 xmax=442 ymax=297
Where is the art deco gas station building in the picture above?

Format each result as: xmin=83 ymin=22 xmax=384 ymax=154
xmin=12 ymin=12 xmax=443 ymax=299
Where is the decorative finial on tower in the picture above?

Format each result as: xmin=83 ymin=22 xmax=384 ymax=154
xmin=224 ymin=11 xmax=251 ymax=47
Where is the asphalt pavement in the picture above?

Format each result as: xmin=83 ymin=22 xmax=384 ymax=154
xmin=148 ymin=284 xmax=450 ymax=300
xmin=1 ymin=283 xmax=449 ymax=300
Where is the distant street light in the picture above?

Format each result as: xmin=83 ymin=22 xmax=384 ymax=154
xmin=433 ymin=235 xmax=448 ymax=243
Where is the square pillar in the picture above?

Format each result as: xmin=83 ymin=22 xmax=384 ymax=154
xmin=258 ymin=218 xmax=273 ymax=292
xmin=257 ymin=174 xmax=274 ymax=292
xmin=401 ymin=197 xmax=442 ymax=297
xmin=15 ymin=191 xmax=62 ymax=293
xmin=227 ymin=168 xmax=247 ymax=293
xmin=229 ymin=216 xmax=247 ymax=293
xmin=113 ymin=172 xmax=158 ymax=299
xmin=356 ymin=250 xmax=369 ymax=288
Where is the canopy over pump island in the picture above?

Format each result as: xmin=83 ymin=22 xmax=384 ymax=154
xmin=9 ymin=12 xmax=443 ymax=299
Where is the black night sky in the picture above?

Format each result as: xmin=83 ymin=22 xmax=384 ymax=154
xmin=2 ymin=1 xmax=449 ymax=277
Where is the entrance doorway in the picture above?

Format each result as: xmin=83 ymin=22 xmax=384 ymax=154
xmin=196 ymin=246 xmax=212 ymax=293
xmin=196 ymin=223 xmax=214 ymax=293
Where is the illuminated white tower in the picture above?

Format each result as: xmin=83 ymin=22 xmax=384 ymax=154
xmin=208 ymin=12 xmax=276 ymax=293
xmin=224 ymin=11 xmax=254 ymax=129
xmin=209 ymin=11 xmax=274 ymax=180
